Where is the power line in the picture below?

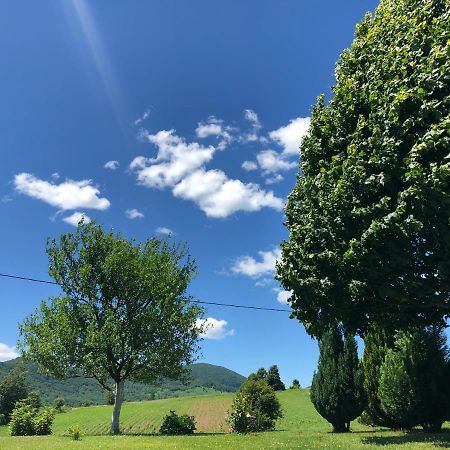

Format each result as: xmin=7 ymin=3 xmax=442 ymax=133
xmin=0 ymin=272 xmax=292 ymax=313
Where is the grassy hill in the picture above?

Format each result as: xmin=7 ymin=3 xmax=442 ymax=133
xmin=1 ymin=389 xmax=450 ymax=449
xmin=0 ymin=358 xmax=246 ymax=405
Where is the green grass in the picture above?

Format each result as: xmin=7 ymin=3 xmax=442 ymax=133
xmin=1 ymin=390 xmax=450 ymax=449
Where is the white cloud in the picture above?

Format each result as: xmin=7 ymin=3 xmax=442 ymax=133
xmin=62 ymin=211 xmax=91 ymax=227
xmin=14 ymin=173 xmax=110 ymax=211
xmin=196 ymin=317 xmax=234 ymax=340
xmin=243 ymin=109 xmax=262 ymax=142
xmin=155 ymin=226 xmax=174 ymax=235
xmin=242 ymin=161 xmax=258 ymax=171
xmin=104 ymin=160 xmax=119 ymax=170
xmin=231 ymin=248 xmax=281 ymax=278
xmin=130 ymin=129 xmax=215 ymax=189
xmin=51 ymin=172 xmax=60 ymax=180
xmin=256 ymin=150 xmax=297 ymax=174
xmin=173 ymin=168 xmax=283 ymax=218
xmin=195 ymin=116 xmax=232 ymax=150
xmin=273 ymin=288 xmax=292 ymax=305
xmin=269 ymin=117 xmax=310 ymax=156
xmin=126 ymin=208 xmax=144 ymax=219
xmin=134 ymin=109 xmax=150 ymax=126
xmin=265 ymin=174 xmax=284 ymax=185
xmin=131 ymin=129 xmax=283 ymax=218
xmin=0 ymin=343 xmax=19 ymax=362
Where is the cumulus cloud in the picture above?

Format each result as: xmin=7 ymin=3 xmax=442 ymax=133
xmin=0 ymin=343 xmax=19 ymax=362
xmin=273 ymin=288 xmax=292 ymax=305
xmin=14 ymin=173 xmax=110 ymax=211
xmin=104 ymin=160 xmax=119 ymax=170
xmin=256 ymin=150 xmax=297 ymax=174
xmin=130 ymin=129 xmax=215 ymax=189
xmin=231 ymin=248 xmax=281 ymax=278
xmin=130 ymin=129 xmax=283 ymax=218
xmin=196 ymin=317 xmax=234 ymax=340
xmin=155 ymin=226 xmax=174 ymax=235
xmin=242 ymin=161 xmax=258 ymax=171
xmin=195 ymin=116 xmax=232 ymax=150
xmin=265 ymin=174 xmax=284 ymax=185
xmin=62 ymin=212 xmax=91 ymax=226
xmin=173 ymin=169 xmax=283 ymax=218
xmin=126 ymin=208 xmax=144 ymax=219
xmin=269 ymin=117 xmax=310 ymax=156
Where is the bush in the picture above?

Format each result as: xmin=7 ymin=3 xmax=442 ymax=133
xmin=104 ymin=389 xmax=115 ymax=405
xmin=9 ymin=401 xmax=54 ymax=436
xmin=228 ymin=378 xmax=282 ymax=433
xmin=67 ymin=424 xmax=83 ymax=441
xmin=53 ymin=397 xmax=65 ymax=413
xmin=159 ymin=410 xmax=196 ymax=435
xmin=0 ymin=413 xmax=6 ymax=425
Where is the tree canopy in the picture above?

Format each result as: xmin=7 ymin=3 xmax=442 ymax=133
xmin=19 ymin=221 xmax=204 ymax=434
xmin=276 ymin=0 xmax=450 ymax=336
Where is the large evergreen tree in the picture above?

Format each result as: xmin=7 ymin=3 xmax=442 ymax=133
xmin=276 ymin=0 xmax=450 ymax=337
xmin=310 ymin=326 xmax=366 ymax=432
xmin=361 ymin=327 xmax=392 ymax=426
xmin=379 ymin=326 xmax=450 ymax=431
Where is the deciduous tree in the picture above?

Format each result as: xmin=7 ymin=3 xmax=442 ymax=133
xmin=276 ymin=0 xmax=450 ymax=336
xmin=19 ymin=221 xmax=204 ymax=434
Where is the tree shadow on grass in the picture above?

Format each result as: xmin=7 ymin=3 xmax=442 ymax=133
xmin=362 ymin=430 xmax=450 ymax=448
xmin=118 ymin=432 xmax=226 ymax=437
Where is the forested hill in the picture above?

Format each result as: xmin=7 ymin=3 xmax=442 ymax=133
xmin=0 ymin=358 xmax=246 ymax=406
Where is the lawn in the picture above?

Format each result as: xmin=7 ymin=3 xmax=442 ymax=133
xmin=0 ymin=390 xmax=449 ymax=449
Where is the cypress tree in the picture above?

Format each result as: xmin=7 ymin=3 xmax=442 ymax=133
xmin=256 ymin=368 xmax=268 ymax=381
xmin=361 ymin=327 xmax=392 ymax=426
xmin=266 ymin=365 xmax=285 ymax=391
xmin=379 ymin=327 xmax=450 ymax=431
xmin=311 ymin=325 xmax=365 ymax=432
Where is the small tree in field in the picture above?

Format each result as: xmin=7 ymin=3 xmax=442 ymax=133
xmin=228 ymin=378 xmax=282 ymax=433
xmin=311 ymin=325 xmax=365 ymax=432
xmin=266 ymin=365 xmax=285 ymax=391
xmin=0 ymin=366 xmax=29 ymax=423
xmin=290 ymin=379 xmax=301 ymax=389
xmin=19 ymin=221 xmax=204 ymax=434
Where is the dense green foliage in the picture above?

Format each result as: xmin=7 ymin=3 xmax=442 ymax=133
xmin=277 ymin=0 xmax=450 ymax=336
xmin=66 ymin=424 xmax=83 ymax=441
xmin=361 ymin=327 xmax=392 ymax=426
xmin=379 ymin=327 xmax=450 ymax=431
xmin=228 ymin=378 xmax=282 ymax=433
xmin=266 ymin=365 xmax=286 ymax=391
xmin=0 ymin=359 xmax=245 ymax=406
xmin=0 ymin=366 xmax=29 ymax=423
xmin=9 ymin=399 xmax=54 ymax=436
xmin=290 ymin=379 xmax=301 ymax=389
xmin=2 ymin=390 xmax=450 ymax=449
xmin=18 ymin=221 xmax=204 ymax=434
xmin=311 ymin=326 xmax=365 ymax=432
xmin=159 ymin=410 xmax=196 ymax=435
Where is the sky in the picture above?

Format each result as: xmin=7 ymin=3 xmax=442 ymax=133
xmin=0 ymin=0 xmax=379 ymax=387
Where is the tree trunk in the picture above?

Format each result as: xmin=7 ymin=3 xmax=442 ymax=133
xmin=111 ymin=379 xmax=125 ymax=435
xmin=332 ymin=422 xmax=348 ymax=433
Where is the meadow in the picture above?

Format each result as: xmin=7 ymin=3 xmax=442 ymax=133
xmin=0 ymin=389 xmax=449 ymax=449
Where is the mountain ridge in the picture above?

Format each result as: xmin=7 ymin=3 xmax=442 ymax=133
xmin=0 ymin=358 xmax=246 ymax=406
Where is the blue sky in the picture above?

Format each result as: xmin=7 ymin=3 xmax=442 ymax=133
xmin=0 ymin=0 xmax=378 ymax=386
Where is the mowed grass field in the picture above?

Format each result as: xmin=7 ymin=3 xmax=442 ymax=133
xmin=1 ymin=390 xmax=450 ymax=449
